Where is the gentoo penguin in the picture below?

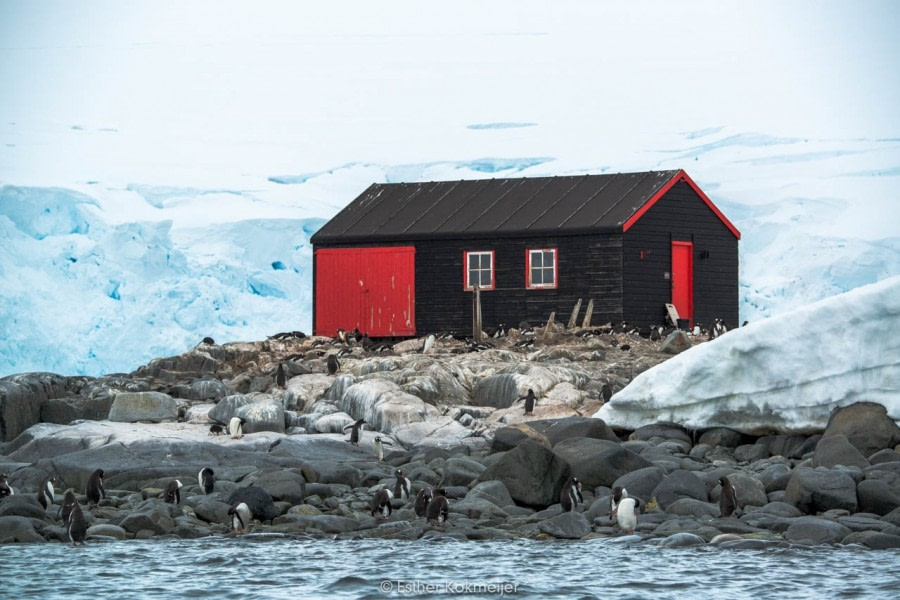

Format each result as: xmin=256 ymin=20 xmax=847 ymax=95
xmin=650 ymin=326 xmax=661 ymax=342
xmin=519 ymin=389 xmax=536 ymax=415
xmin=229 ymin=417 xmax=246 ymax=439
xmin=67 ymin=502 xmax=87 ymax=546
xmin=37 ymin=475 xmax=56 ymax=510
xmin=86 ymin=469 xmax=105 ymax=507
xmin=163 ymin=479 xmax=183 ymax=504
xmin=425 ymin=488 xmax=449 ymax=526
xmin=228 ymin=502 xmax=252 ymax=534
xmin=208 ymin=424 xmax=224 ymax=436
xmin=0 ymin=473 xmax=14 ymax=497
xmin=201 ymin=336 xmax=215 ymax=345
xmin=373 ymin=436 xmax=392 ymax=461
xmin=601 ymin=383 xmax=613 ymax=403
xmin=275 ymin=363 xmax=286 ymax=388
xmin=327 ymin=354 xmax=340 ymax=376
xmin=343 ymin=419 xmax=366 ymax=446
xmin=393 ymin=469 xmax=412 ymax=501
xmin=560 ymin=477 xmax=584 ymax=512
xmin=371 ymin=488 xmax=394 ymax=520
xmin=422 ymin=334 xmax=435 ymax=354
xmin=719 ymin=476 xmax=738 ymax=517
xmin=198 ymin=467 xmax=215 ymax=495
xmin=610 ymin=486 xmax=628 ymax=515
xmin=412 ymin=487 xmax=433 ymax=517
xmin=612 ymin=497 xmax=638 ymax=534
xmin=58 ymin=490 xmax=78 ymax=522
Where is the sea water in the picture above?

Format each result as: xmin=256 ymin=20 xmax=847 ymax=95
xmin=1 ymin=537 xmax=898 ymax=599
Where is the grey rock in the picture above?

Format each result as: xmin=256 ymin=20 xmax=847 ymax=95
xmin=610 ymin=466 xmax=666 ymax=503
xmin=783 ymin=516 xmax=852 ymax=545
xmin=119 ymin=502 xmax=177 ymax=535
xmin=193 ymin=497 xmax=232 ymax=524
xmin=0 ymin=515 xmax=44 ymax=543
xmin=227 ymin=486 xmax=277 ymax=522
xmin=857 ymin=479 xmax=900 ymax=516
xmin=467 ymin=480 xmax=515 ymax=509
xmin=439 ymin=457 xmax=486 ymax=487
xmin=660 ymin=330 xmax=692 ymax=354
xmin=869 ymin=449 xmax=900 ymax=464
xmin=552 ymin=438 xmax=652 ymax=488
xmin=751 ymin=501 xmax=803 ymax=518
xmin=41 ymin=395 xmax=113 ymax=424
xmin=699 ymin=427 xmax=743 ymax=448
xmin=207 ymin=394 xmax=253 ymax=424
xmin=665 ymin=498 xmax=719 ymax=518
xmin=108 ymin=392 xmax=178 ymax=423
xmin=756 ymin=434 xmax=810 ymax=459
xmin=236 ymin=398 xmax=285 ymax=434
xmin=650 ymin=470 xmax=708 ymax=509
xmin=528 ymin=416 xmax=620 ymax=446
xmin=823 ymin=402 xmax=900 ymax=457
xmin=630 ymin=423 xmax=691 ymax=444
xmin=189 ymin=379 xmax=227 ymax=402
xmin=87 ymin=524 xmax=127 ymax=540
xmin=491 ymin=424 xmax=552 ymax=452
xmin=813 ymin=434 xmax=870 ymax=469
xmin=657 ymin=532 xmax=706 ymax=547
xmin=451 ymin=497 xmax=509 ymax=519
xmin=710 ymin=472 xmax=767 ymax=509
xmin=841 ymin=532 xmax=900 ymax=549
xmin=539 ymin=511 xmax=591 ymax=539
xmin=478 ymin=439 xmax=570 ymax=508
xmin=244 ymin=470 xmax=306 ymax=505
xmin=785 ymin=467 xmax=858 ymax=514
xmin=0 ymin=494 xmax=48 ymax=519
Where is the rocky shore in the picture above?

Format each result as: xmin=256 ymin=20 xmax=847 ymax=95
xmin=2 ymin=326 xmax=899 ymax=549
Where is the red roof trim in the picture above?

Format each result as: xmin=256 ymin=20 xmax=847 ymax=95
xmin=622 ymin=170 xmax=741 ymax=239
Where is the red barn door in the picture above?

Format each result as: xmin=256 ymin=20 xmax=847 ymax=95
xmin=671 ymin=241 xmax=693 ymax=327
xmin=314 ymin=246 xmax=416 ymax=337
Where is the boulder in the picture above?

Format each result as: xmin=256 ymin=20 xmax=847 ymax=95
xmin=467 ymin=480 xmax=515 ymax=509
xmin=0 ymin=515 xmax=44 ymax=543
xmin=450 ymin=497 xmax=509 ymax=519
xmin=235 ymin=397 xmax=285 ymax=434
xmin=857 ymin=479 xmax=900 ymax=516
xmin=0 ymin=495 xmax=47 ymax=519
xmin=1 ymin=373 xmax=80 ymax=442
xmin=528 ymin=416 xmax=619 ymax=446
xmin=813 ymin=434 xmax=870 ymax=469
xmin=491 ymin=424 xmax=551 ymax=452
xmin=284 ymin=374 xmax=334 ymax=412
xmin=539 ymin=511 xmax=591 ymax=539
xmin=108 ymin=392 xmax=178 ymax=423
xmin=472 ymin=364 xmax=588 ymax=409
xmin=41 ymin=395 xmax=113 ymax=424
xmin=630 ymin=423 xmax=691 ymax=444
xmin=698 ymin=427 xmax=743 ymax=448
xmin=478 ymin=439 xmax=570 ymax=508
xmin=243 ymin=470 xmax=306 ymax=505
xmin=783 ymin=516 xmax=852 ymax=545
xmin=193 ymin=497 xmax=232 ymax=525
xmin=650 ymin=470 xmax=708 ymax=509
xmin=439 ymin=457 xmax=486 ymax=487
xmin=659 ymin=330 xmax=691 ymax=354
xmin=119 ymin=501 xmax=178 ymax=535
xmin=87 ymin=524 xmax=127 ymax=540
xmin=552 ymin=438 xmax=652 ymax=488
xmin=188 ymin=379 xmax=227 ymax=402
xmin=313 ymin=412 xmax=354 ymax=434
xmin=869 ymin=449 xmax=900 ymax=465
xmin=756 ymin=434 xmax=810 ymax=458
xmin=823 ymin=402 xmax=900 ymax=457
xmin=841 ymin=531 xmax=900 ymax=549
xmin=785 ymin=467 xmax=858 ymax=514
xmin=335 ymin=379 xmax=440 ymax=434
xmin=657 ymin=532 xmax=706 ymax=547
xmin=207 ymin=394 xmax=253 ymax=424
xmin=665 ymin=498 xmax=720 ymax=518
xmin=711 ymin=472 xmax=767 ymax=509
xmin=610 ymin=466 xmax=666 ymax=503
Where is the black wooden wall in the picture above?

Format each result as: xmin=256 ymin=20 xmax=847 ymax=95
xmin=622 ymin=181 xmax=739 ymax=329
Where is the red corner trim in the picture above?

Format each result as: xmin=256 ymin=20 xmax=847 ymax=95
xmin=622 ymin=170 xmax=741 ymax=239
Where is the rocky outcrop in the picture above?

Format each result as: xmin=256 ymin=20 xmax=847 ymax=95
xmin=108 ymin=392 xmax=179 ymax=423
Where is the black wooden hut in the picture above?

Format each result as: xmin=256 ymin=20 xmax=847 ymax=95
xmin=310 ymin=169 xmax=740 ymax=338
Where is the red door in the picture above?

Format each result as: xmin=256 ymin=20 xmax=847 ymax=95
xmin=315 ymin=246 xmax=416 ymax=337
xmin=671 ymin=241 xmax=693 ymax=327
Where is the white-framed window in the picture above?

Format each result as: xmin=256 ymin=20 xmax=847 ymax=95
xmin=526 ymin=248 xmax=558 ymax=289
xmin=464 ymin=250 xmax=495 ymax=291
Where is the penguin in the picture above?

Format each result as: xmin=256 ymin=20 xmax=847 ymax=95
xmin=393 ymin=469 xmax=412 ymax=501
xmin=86 ymin=469 xmax=105 ymax=507
xmin=519 ymin=389 xmax=536 ymax=415
xmin=425 ymin=488 xmax=449 ymax=526
xmin=198 ymin=467 xmax=215 ymax=495
xmin=337 ymin=328 xmax=349 ymax=345
xmin=601 ymin=383 xmax=613 ymax=403
xmin=412 ymin=487 xmax=433 ymax=517
xmin=228 ymin=502 xmax=252 ymax=534
xmin=612 ymin=496 xmax=638 ymax=534
xmin=201 ymin=336 xmax=215 ymax=345
xmin=371 ymin=488 xmax=393 ymax=520
xmin=67 ymin=502 xmax=87 ymax=546
xmin=361 ymin=334 xmax=374 ymax=351
xmin=275 ymin=363 xmax=286 ymax=389
xmin=560 ymin=476 xmax=584 ymax=512
xmin=343 ymin=419 xmax=366 ymax=446
xmin=610 ymin=486 xmax=628 ymax=515
xmin=164 ymin=479 xmax=183 ymax=504
xmin=37 ymin=475 xmax=56 ymax=510
xmin=327 ymin=354 xmax=340 ymax=376
xmin=0 ymin=473 xmax=14 ymax=498
xmin=373 ymin=436 xmax=392 ymax=461
xmin=719 ymin=476 xmax=738 ymax=517
xmin=208 ymin=424 xmax=225 ymax=436
xmin=650 ymin=326 xmax=661 ymax=342
xmin=229 ymin=417 xmax=246 ymax=439
xmin=58 ymin=490 xmax=78 ymax=522
xmin=422 ymin=334 xmax=435 ymax=354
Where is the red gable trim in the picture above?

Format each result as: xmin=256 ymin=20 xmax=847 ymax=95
xmin=621 ymin=170 xmax=741 ymax=239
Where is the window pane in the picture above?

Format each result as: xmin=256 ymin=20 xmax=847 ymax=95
xmin=469 ymin=254 xmax=478 ymax=269
xmin=480 ymin=271 xmax=491 ymax=287
xmin=531 ymin=252 xmax=542 ymax=268
xmin=543 ymin=250 xmax=553 ymax=265
xmin=531 ymin=267 xmax=541 ymax=284
xmin=481 ymin=254 xmax=491 ymax=269
xmin=469 ymin=272 xmax=479 ymax=287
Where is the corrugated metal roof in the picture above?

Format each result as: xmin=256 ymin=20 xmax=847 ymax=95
xmin=311 ymin=170 xmax=683 ymax=244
